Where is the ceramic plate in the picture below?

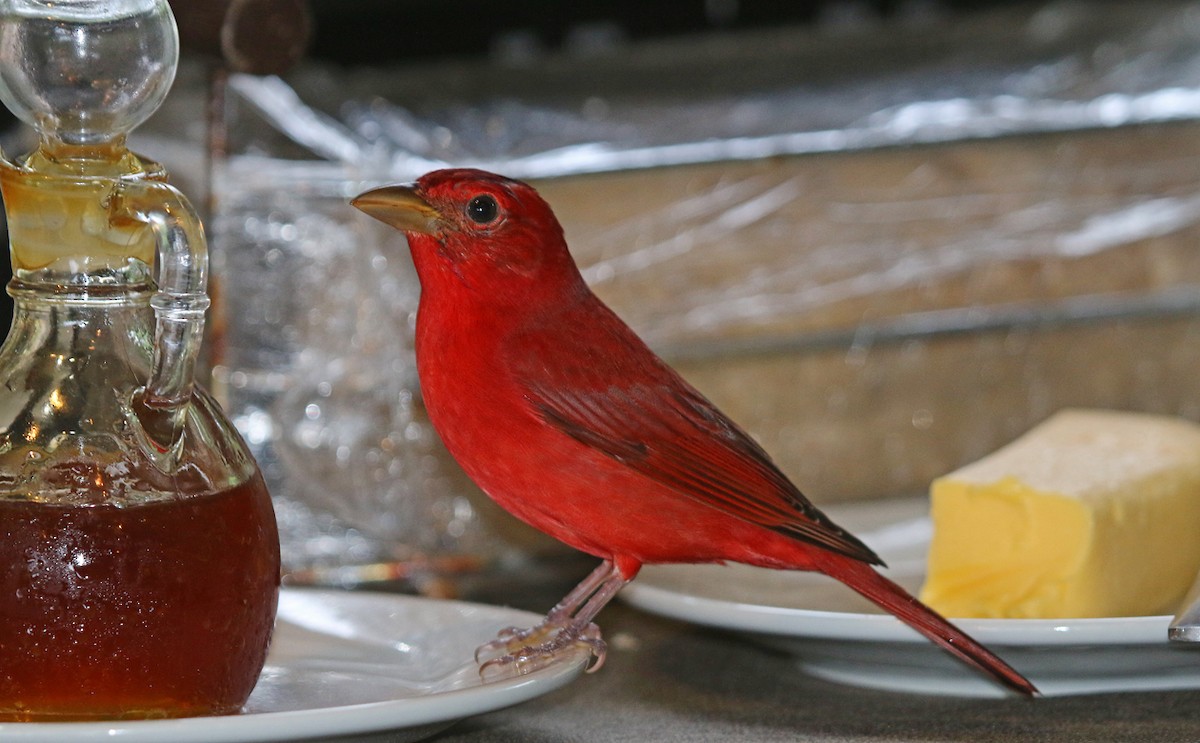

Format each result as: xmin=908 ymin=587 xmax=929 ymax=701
xmin=622 ymin=497 xmax=1200 ymax=697
xmin=0 ymin=589 xmax=588 ymax=741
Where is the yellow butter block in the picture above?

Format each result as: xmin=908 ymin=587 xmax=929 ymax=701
xmin=920 ymin=409 xmax=1200 ymax=618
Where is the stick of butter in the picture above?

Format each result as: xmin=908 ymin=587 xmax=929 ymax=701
xmin=920 ymin=409 xmax=1200 ymax=618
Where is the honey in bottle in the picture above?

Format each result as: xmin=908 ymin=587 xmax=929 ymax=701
xmin=0 ymin=0 xmax=280 ymax=720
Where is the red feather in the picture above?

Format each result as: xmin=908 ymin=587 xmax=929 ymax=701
xmin=509 ymin=296 xmax=882 ymax=566
xmin=352 ymin=168 xmax=1037 ymax=696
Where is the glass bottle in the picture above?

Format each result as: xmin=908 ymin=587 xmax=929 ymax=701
xmin=0 ymin=0 xmax=280 ymax=720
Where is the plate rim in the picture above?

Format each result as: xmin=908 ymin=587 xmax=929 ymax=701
xmin=621 ymin=574 xmax=1173 ymax=647
xmin=620 ymin=494 xmax=1176 ymax=648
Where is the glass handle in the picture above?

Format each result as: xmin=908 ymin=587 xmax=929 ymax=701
xmin=107 ymin=179 xmax=210 ymax=451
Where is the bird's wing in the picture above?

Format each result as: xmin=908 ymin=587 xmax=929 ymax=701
xmin=510 ymin=310 xmax=881 ymax=566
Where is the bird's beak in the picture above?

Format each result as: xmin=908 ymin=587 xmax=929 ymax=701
xmin=351 ymin=184 xmax=442 ymax=234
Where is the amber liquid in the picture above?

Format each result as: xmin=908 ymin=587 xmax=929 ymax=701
xmin=0 ymin=474 xmax=280 ymax=720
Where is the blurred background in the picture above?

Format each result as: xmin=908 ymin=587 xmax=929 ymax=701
xmin=4 ymin=0 xmax=1200 ymax=595
xmin=0 ymin=0 xmax=1025 ymax=342
xmin=303 ymin=0 xmax=1014 ymax=64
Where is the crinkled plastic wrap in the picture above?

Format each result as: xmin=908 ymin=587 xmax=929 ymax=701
xmin=150 ymin=0 xmax=1200 ymax=578
xmin=231 ymin=2 xmax=1200 ymax=177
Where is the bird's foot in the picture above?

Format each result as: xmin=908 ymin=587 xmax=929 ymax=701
xmin=476 ymin=620 xmax=606 ymax=681
xmin=473 ymin=623 xmax=556 ymax=663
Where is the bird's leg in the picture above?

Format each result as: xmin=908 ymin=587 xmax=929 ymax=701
xmin=475 ymin=559 xmax=615 ymax=661
xmin=477 ymin=559 xmax=629 ymax=679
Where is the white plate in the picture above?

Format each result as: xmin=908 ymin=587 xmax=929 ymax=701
xmin=0 ymin=589 xmax=588 ymax=742
xmin=622 ymin=497 xmax=1200 ymax=698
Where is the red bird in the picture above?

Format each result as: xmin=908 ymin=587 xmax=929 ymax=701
xmin=352 ymin=169 xmax=1036 ymax=696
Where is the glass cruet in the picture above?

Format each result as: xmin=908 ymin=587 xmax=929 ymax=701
xmin=0 ymin=0 xmax=280 ymax=721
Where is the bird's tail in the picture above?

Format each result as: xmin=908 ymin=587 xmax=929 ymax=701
xmin=825 ymin=556 xmax=1038 ymax=696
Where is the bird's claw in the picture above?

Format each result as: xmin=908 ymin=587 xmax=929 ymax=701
xmin=474 ymin=623 xmax=559 ymax=664
xmin=477 ymin=621 xmax=607 ymax=681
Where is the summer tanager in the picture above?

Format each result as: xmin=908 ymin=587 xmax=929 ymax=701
xmin=352 ymin=169 xmax=1036 ymax=696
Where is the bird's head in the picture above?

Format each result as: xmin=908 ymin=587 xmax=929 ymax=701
xmin=352 ymin=169 xmax=580 ymax=294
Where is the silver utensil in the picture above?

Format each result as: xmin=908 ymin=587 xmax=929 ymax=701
xmin=1169 ymin=571 xmax=1200 ymax=641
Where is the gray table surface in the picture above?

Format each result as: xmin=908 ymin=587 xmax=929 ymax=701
xmin=407 ymin=601 xmax=1200 ymax=743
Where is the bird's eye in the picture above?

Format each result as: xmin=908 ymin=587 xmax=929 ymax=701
xmin=466 ymin=194 xmax=499 ymax=224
